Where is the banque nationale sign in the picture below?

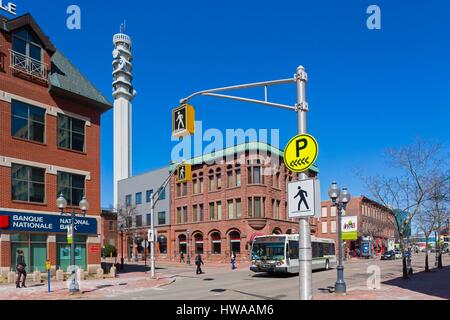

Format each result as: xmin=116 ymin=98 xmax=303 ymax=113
xmin=0 ymin=211 xmax=98 ymax=235
xmin=0 ymin=1 xmax=17 ymax=15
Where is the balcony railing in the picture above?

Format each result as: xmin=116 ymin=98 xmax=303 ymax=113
xmin=9 ymin=50 xmax=48 ymax=83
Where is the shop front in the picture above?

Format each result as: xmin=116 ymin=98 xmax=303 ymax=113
xmin=0 ymin=211 xmax=99 ymax=276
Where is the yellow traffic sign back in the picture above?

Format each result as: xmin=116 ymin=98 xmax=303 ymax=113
xmin=284 ymin=134 xmax=319 ymax=173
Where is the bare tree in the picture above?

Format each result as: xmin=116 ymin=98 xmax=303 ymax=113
xmin=361 ymin=139 xmax=444 ymax=279
xmin=361 ymin=217 xmax=388 ymax=257
xmin=425 ymin=173 xmax=450 ymax=268
xmin=115 ymin=204 xmax=138 ymax=261
xmin=417 ymin=209 xmax=436 ymax=272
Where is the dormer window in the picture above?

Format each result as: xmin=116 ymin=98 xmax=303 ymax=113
xmin=12 ymin=27 xmax=43 ymax=62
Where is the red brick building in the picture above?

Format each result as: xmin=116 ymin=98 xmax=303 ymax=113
xmin=101 ymin=209 xmax=117 ymax=248
xmin=166 ymin=142 xmax=318 ymax=263
xmin=315 ymin=196 xmax=396 ymax=257
xmin=0 ymin=14 xmax=111 ymax=275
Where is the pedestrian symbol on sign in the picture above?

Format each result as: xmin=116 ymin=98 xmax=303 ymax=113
xmin=288 ymin=178 xmax=321 ymax=218
xmin=172 ymin=104 xmax=195 ymax=138
xmin=294 ymin=186 xmax=309 ymax=211
xmin=176 ymin=111 xmax=185 ymax=130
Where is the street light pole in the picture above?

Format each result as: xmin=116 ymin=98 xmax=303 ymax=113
xmin=150 ymin=191 xmax=156 ymax=279
xmin=187 ymin=230 xmax=191 ymax=265
xmin=120 ymin=225 xmax=124 ymax=270
xmin=328 ymin=183 xmax=351 ymax=295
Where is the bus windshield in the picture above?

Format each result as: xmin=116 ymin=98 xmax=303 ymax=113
xmin=252 ymin=242 xmax=285 ymax=261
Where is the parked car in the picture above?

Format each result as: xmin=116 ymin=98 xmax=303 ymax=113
xmin=381 ymin=250 xmax=396 ymax=260
xmin=394 ymin=249 xmax=402 ymax=259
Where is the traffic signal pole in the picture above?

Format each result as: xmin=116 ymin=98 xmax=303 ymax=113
xmin=179 ymin=66 xmax=313 ymax=300
xmin=296 ymin=66 xmax=312 ymax=300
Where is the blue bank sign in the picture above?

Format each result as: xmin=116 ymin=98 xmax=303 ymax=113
xmin=0 ymin=211 xmax=98 ymax=235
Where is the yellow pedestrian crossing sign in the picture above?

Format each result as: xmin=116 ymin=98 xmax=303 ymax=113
xmin=284 ymin=134 xmax=319 ymax=173
xmin=172 ymin=104 xmax=195 ymax=138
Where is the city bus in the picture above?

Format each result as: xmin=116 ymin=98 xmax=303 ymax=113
xmin=250 ymin=234 xmax=337 ymax=274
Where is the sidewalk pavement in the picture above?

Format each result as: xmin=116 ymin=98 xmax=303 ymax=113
xmin=0 ymin=272 xmax=174 ymax=300
xmin=314 ymin=265 xmax=450 ymax=300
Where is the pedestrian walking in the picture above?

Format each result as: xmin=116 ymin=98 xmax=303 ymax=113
xmin=231 ymin=252 xmax=236 ymax=270
xmin=195 ymin=254 xmax=204 ymax=275
xmin=16 ymin=250 xmax=27 ymax=288
xmin=180 ymin=252 xmax=185 ymax=263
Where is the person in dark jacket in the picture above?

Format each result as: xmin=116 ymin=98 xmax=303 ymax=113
xmin=16 ymin=250 xmax=27 ymax=288
xmin=195 ymin=254 xmax=204 ymax=275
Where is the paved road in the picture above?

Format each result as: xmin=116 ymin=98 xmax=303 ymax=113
xmin=91 ymin=253 xmax=449 ymax=300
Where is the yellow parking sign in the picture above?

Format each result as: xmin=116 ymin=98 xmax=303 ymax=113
xmin=46 ymin=260 xmax=51 ymax=271
xmin=284 ymin=134 xmax=319 ymax=173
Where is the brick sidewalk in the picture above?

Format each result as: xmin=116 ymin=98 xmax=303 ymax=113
xmin=0 ymin=272 xmax=174 ymax=300
xmin=315 ymin=265 xmax=450 ymax=300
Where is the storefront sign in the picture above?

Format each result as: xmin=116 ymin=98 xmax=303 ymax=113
xmin=342 ymin=216 xmax=358 ymax=241
xmin=0 ymin=211 xmax=97 ymax=235
xmin=0 ymin=1 xmax=17 ymax=15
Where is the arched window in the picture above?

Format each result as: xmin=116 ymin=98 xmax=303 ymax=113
xmin=216 ymin=168 xmax=222 ymax=190
xmin=211 ymin=232 xmax=221 ymax=254
xmin=158 ymin=236 xmax=167 ymax=254
xmin=229 ymin=231 xmax=241 ymax=254
xmin=208 ymin=170 xmax=215 ymax=192
xmin=192 ymin=174 xmax=198 ymax=194
xmin=199 ymin=172 xmax=204 ymax=193
xmin=194 ymin=233 xmax=204 ymax=254
xmin=179 ymin=234 xmax=187 ymax=254
xmin=226 ymin=165 xmax=234 ymax=188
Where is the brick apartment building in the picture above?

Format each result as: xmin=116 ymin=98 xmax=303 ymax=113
xmin=315 ymin=196 xmax=396 ymax=257
xmin=167 ymin=142 xmax=318 ymax=263
xmin=101 ymin=209 xmax=117 ymax=248
xmin=0 ymin=14 xmax=111 ymax=274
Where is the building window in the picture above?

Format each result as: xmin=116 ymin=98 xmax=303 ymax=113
xmin=235 ymin=168 xmax=241 ymax=187
xmin=331 ymin=206 xmax=337 ymax=217
xmin=12 ymin=28 xmax=43 ymax=62
xmin=11 ymin=164 xmax=45 ymax=203
xmin=11 ymin=100 xmax=45 ymax=143
xmin=322 ymin=222 xmax=328 ymax=234
xmin=57 ymin=172 xmax=85 ymax=206
xmin=125 ymin=195 xmax=132 ymax=207
xmin=322 ymin=207 xmax=328 ymax=218
xmin=159 ymin=188 xmax=166 ymax=200
xmin=136 ymin=215 xmax=143 ymax=227
xmin=193 ymin=205 xmax=198 ymax=222
xmin=177 ymin=208 xmax=182 ymax=224
xmin=146 ymin=213 xmax=151 ymax=226
xmin=57 ymin=114 xmax=85 ymax=152
xmin=217 ymin=202 xmax=222 ymax=220
xmin=229 ymin=231 xmax=241 ymax=254
xmin=158 ymin=212 xmax=166 ymax=225
xmin=109 ymin=221 xmax=115 ymax=232
xmin=227 ymin=167 xmax=234 ymax=188
xmin=236 ymin=199 xmax=242 ymax=218
xmin=200 ymin=204 xmax=204 ymax=222
xmin=254 ymin=197 xmax=263 ymax=218
xmin=146 ymin=190 xmax=153 ymax=203
xmin=209 ymin=203 xmax=215 ymax=221
xmin=199 ymin=174 xmax=204 ymax=193
xmin=135 ymin=192 xmax=142 ymax=205
xmin=195 ymin=234 xmax=204 ymax=254
xmin=211 ymin=232 xmax=221 ymax=254
xmin=216 ymin=170 xmax=222 ymax=190
xmin=208 ymin=171 xmax=215 ymax=192
xmin=176 ymin=183 xmax=187 ymax=197
xmin=183 ymin=207 xmax=188 ymax=223
xmin=193 ymin=175 xmax=198 ymax=194
xmin=331 ymin=221 xmax=337 ymax=234
xmin=228 ymin=200 xmax=234 ymax=219
xmin=247 ymin=198 xmax=253 ymax=217
xmin=158 ymin=236 xmax=168 ymax=254
xmin=11 ymin=234 xmax=49 ymax=273
xmin=176 ymin=184 xmax=181 ymax=197
xmin=182 ymin=183 xmax=187 ymax=196
xmin=272 ymin=200 xmax=280 ymax=219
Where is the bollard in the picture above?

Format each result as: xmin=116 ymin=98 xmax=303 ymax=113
xmin=8 ymin=271 xmax=16 ymax=284
xmin=96 ymin=268 xmax=104 ymax=279
xmin=110 ymin=266 xmax=117 ymax=278
xmin=33 ymin=271 xmax=42 ymax=283
xmin=56 ymin=269 xmax=64 ymax=282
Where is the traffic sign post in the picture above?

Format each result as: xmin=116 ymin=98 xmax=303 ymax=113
xmin=172 ymin=104 xmax=195 ymax=138
xmin=288 ymin=178 xmax=321 ymax=218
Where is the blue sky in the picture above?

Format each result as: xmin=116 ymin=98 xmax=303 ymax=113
xmin=13 ymin=0 xmax=450 ymax=208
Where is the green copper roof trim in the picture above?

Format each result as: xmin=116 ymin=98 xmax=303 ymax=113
xmin=169 ymin=142 xmax=319 ymax=173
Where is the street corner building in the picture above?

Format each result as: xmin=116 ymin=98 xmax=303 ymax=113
xmin=0 ymin=14 xmax=112 ymax=276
